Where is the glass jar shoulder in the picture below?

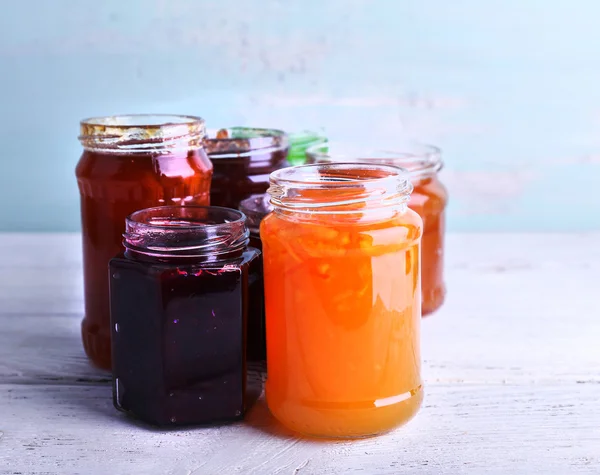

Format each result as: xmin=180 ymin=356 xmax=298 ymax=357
xmin=111 ymin=248 xmax=260 ymax=274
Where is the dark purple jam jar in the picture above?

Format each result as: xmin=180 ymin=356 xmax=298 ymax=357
xmin=109 ymin=206 xmax=262 ymax=427
xmin=238 ymin=194 xmax=272 ymax=362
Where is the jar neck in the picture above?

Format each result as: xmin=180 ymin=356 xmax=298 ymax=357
xmin=79 ymin=114 xmax=205 ymax=154
xmin=205 ymin=127 xmax=289 ymax=160
xmin=123 ymin=206 xmax=249 ymax=264
xmin=305 ymin=141 xmax=442 ymax=180
xmin=268 ymin=163 xmax=413 ymax=220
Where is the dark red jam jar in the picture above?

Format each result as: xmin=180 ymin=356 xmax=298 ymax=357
xmin=109 ymin=206 xmax=262 ymax=427
xmin=205 ymin=127 xmax=289 ymax=210
xmin=76 ymin=115 xmax=213 ymax=370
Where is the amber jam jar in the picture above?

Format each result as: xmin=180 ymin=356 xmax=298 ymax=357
xmin=109 ymin=206 xmax=262 ymax=427
xmin=76 ymin=115 xmax=213 ymax=370
xmin=205 ymin=127 xmax=289 ymax=210
xmin=306 ymin=142 xmax=447 ymax=316
xmin=261 ymin=163 xmax=423 ymax=438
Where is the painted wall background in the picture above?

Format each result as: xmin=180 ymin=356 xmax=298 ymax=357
xmin=1 ymin=0 xmax=599 ymax=232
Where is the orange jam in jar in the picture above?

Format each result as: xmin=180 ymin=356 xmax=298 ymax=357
xmin=261 ymin=163 xmax=423 ymax=438
xmin=307 ymin=142 xmax=447 ymax=316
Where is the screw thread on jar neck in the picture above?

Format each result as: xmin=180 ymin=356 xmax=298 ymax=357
xmin=268 ymin=163 xmax=413 ymax=218
xmin=79 ymin=114 xmax=206 ymax=154
xmin=123 ymin=206 xmax=249 ymax=262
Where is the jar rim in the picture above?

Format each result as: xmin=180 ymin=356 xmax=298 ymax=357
xmin=270 ymin=162 xmax=411 ymax=187
xmin=79 ymin=114 xmax=206 ymax=153
xmin=127 ymin=205 xmax=245 ymax=230
xmin=268 ymin=163 xmax=413 ymax=215
xmin=205 ymin=127 xmax=289 ymax=158
xmin=124 ymin=206 xmax=249 ymax=260
xmin=305 ymin=140 xmax=442 ymax=178
xmin=81 ymin=114 xmax=204 ymax=128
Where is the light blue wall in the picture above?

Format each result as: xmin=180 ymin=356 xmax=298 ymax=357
xmin=1 ymin=0 xmax=599 ymax=231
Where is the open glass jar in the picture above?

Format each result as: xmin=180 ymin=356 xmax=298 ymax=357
xmin=109 ymin=206 xmax=262 ymax=427
xmin=261 ymin=163 xmax=423 ymax=438
xmin=205 ymin=127 xmax=289 ymax=210
xmin=76 ymin=115 xmax=213 ymax=370
xmin=239 ymin=193 xmax=273 ymax=251
xmin=306 ymin=142 xmax=447 ymax=316
xmin=238 ymin=194 xmax=273 ymax=362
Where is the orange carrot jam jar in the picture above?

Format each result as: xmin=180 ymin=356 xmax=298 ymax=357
xmin=306 ymin=142 xmax=447 ymax=316
xmin=260 ymin=163 xmax=423 ymax=438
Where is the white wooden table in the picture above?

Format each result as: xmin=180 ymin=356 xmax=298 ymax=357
xmin=1 ymin=233 xmax=599 ymax=475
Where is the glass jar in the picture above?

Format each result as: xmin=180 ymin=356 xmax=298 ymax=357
xmin=287 ymin=130 xmax=327 ymax=166
xmin=261 ymin=163 xmax=423 ymax=438
xmin=239 ymin=193 xmax=273 ymax=251
xmin=205 ymin=127 xmax=289 ymax=210
xmin=76 ymin=115 xmax=213 ymax=370
xmin=109 ymin=206 xmax=262 ymax=427
xmin=238 ymin=193 xmax=273 ymax=362
xmin=306 ymin=142 xmax=447 ymax=316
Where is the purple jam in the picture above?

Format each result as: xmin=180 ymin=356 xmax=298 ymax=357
xmin=109 ymin=206 xmax=262 ymax=427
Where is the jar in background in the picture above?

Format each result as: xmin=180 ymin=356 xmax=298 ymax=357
xmin=261 ymin=163 xmax=423 ymax=438
xmin=238 ymin=193 xmax=273 ymax=362
xmin=239 ymin=193 xmax=273 ymax=251
xmin=76 ymin=115 xmax=213 ymax=370
xmin=306 ymin=142 xmax=447 ymax=316
xmin=109 ymin=206 xmax=262 ymax=427
xmin=287 ymin=130 xmax=327 ymax=166
xmin=205 ymin=127 xmax=289 ymax=210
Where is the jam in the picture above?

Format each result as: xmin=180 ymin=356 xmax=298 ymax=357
xmin=76 ymin=115 xmax=213 ymax=370
xmin=238 ymin=194 xmax=273 ymax=362
xmin=306 ymin=142 xmax=447 ymax=316
xmin=261 ymin=164 xmax=423 ymax=438
xmin=109 ymin=206 xmax=261 ymax=427
xmin=239 ymin=193 xmax=273 ymax=251
xmin=205 ymin=127 xmax=289 ymax=210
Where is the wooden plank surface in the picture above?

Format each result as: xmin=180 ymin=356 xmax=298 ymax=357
xmin=0 ymin=233 xmax=599 ymax=474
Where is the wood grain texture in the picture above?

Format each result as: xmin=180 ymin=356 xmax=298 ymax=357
xmin=0 ymin=232 xmax=599 ymax=474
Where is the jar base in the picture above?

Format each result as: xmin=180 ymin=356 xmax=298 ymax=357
xmin=81 ymin=318 xmax=111 ymax=371
xmin=422 ymin=285 xmax=446 ymax=317
xmin=266 ymin=385 xmax=423 ymax=439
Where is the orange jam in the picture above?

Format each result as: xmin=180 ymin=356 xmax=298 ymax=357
xmin=306 ymin=142 xmax=447 ymax=316
xmin=261 ymin=163 xmax=423 ymax=438
xmin=406 ymin=174 xmax=447 ymax=315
